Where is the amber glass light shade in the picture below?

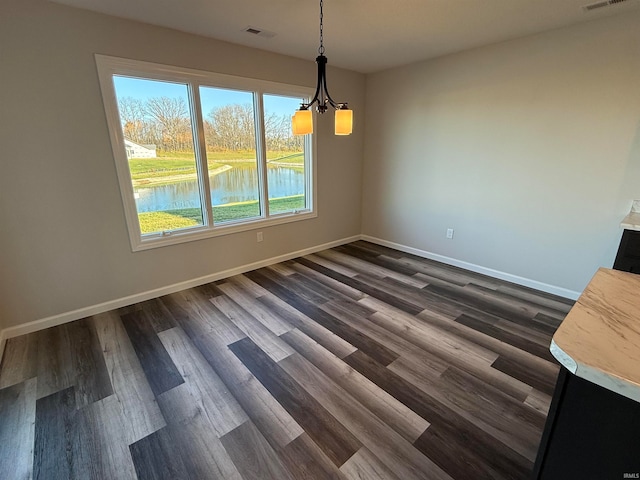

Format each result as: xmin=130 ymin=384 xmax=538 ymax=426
xmin=292 ymin=110 xmax=313 ymax=135
xmin=334 ymin=108 xmax=353 ymax=135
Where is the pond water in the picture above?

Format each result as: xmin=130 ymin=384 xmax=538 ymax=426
xmin=135 ymin=165 xmax=304 ymax=213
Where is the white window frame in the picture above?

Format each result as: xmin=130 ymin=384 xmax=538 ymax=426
xmin=95 ymin=54 xmax=317 ymax=252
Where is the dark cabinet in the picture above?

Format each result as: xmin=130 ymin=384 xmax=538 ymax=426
xmin=613 ymin=229 xmax=640 ymax=273
xmin=532 ymin=368 xmax=640 ymax=479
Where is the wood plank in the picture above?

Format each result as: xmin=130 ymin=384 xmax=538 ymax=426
xmin=414 ymin=418 xmax=533 ymax=480
xmin=266 ymin=267 xmax=375 ymax=321
xmin=67 ymin=317 xmax=114 ymax=407
xmin=281 ymin=328 xmax=430 ymax=443
xmin=35 ymin=325 xmax=76 ymax=399
xmin=228 ymin=337 xmax=362 ymax=467
xmin=296 ymin=256 xmax=425 ymax=315
xmin=525 ymin=389 xmax=553 ymax=416
xmin=35 ymin=318 xmax=114 ymax=407
xmin=211 ymin=295 xmax=295 ymax=362
xmin=424 ymin=282 xmax=552 ymax=335
xmin=218 ymin=281 xmax=294 ymax=335
xmin=86 ymin=394 xmax=140 ymax=480
xmin=350 ymin=240 xmax=405 ymax=259
xmin=386 ymin=356 xmax=447 ymax=390
xmin=342 ymin=350 xmax=532 ymax=479
xmin=335 ymin=244 xmax=421 ymax=277
xmin=0 ymin=334 xmax=38 ymax=389
xmin=137 ymin=298 xmax=178 ymax=333
xmin=157 ymin=326 xmax=248 ymax=436
xmin=193 ymin=281 xmax=226 ymax=299
xmin=259 ymin=266 xmax=327 ymax=304
xmin=0 ymin=378 xmax=37 ymax=480
xmin=496 ymin=284 xmax=573 ymax=313
xmin=320 ymin=301 xmax=449 ymax=381
xmin=227 ymin=273 xmax=271 ymax=297
xmin=289 ymin=260 xmax=367 ymax=301
xmin=257 ymin=294 xmax=357 ymax=359
xmin=303 ymin=253 xmax=359 ymax=278
xmin=276 ymin=433 xmax=346 ymax=480
xmin=340 ymin=447 xmax=401 ymax=480
xmin=415 ymin=309 xmax=560 ymax=386
xmin=120 ymin=310 xmax=184 ymax=397
xmin=388 ymin=278 xmax=466 ymax=319
xmin=188 ymin=331 xmax=304 ymax=447
xmin=492 ymin=354 xmax=558 ymax=395
xmin=93 ymin=311 xmax=166 ymax=444
xmin=267 ymin=262 xmax=297 ymax=277
xmin=359 ymin=293 xmax=454 ymax=327
xmin=367 ymin=310 xmax=532 ymax=401
xmin=166 ymin=412 xmax=243 ymax=480
xmin=220 ymin=421 xmax=295 ymax=480
xmin=279 ymin=352 xmax=453 ymax=480
xmin=395 ymin=254 xmax=502 ymax=290
xmin=318 ymin=249 xmax=428 ymax=289
xmin=455 ymin=313 xmax=556 ymax=363
xmin=33 ymin=387 xmax=97 ymax=480
xmin=245 ymin=269 xmax=399 ymax=366
xmin=369 ymin=309 xmax=499 ymax=366
xmin=271 ymin=263 xmax=370 ymax=313
xmin=494 ymin=318 xmax=555 ymax=348
xmin=129 ymin=427 xmax=191 ymax=480
xmin=464 ymin=283 xmax=567 ymax=322
xmin=160 ymin=289 xmax=246 ymax=344
xmin=532 ymin=312 xmax=564 ymax=335
xmin=433 ymin=366 xmax=545 ymax=461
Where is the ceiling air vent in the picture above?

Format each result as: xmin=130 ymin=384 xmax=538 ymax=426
xmin=583 ymin=0 xmax=635 ymax=11
xmin=243 ymin=26 xmax=276 ymax=39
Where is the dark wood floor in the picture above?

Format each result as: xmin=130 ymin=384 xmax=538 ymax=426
xmin=0 ymin=241 xmax=572 ymax=480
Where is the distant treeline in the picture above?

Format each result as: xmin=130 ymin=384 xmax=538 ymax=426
xmin=118 ymin=96 xmax=302 ymax=152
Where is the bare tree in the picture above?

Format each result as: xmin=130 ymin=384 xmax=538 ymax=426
xmin=145 ymin=96 xmax=192 ymax=151
xmin=265 ymin=112 xmax=303 ymax=152
xmin=117 ymin=95 xmax=302 ymax=154
xmin=207 ymin=104 xmax=256 ymax=151
xmin=118 ymin=97 xmax=147 ymax=145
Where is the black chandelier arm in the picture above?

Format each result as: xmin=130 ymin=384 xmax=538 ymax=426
xmin=302 ymin=55 xmax=345 ymax=113
xmin=306 ymin=55 xmax=325 ymax=109
xmin=318 ymin=55 xmax=340 ymax=109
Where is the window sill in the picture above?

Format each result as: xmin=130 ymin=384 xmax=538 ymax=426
xmin=130 ymin=209 xmax=317 ymax=252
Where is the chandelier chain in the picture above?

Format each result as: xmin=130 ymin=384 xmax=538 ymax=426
xmin=318 ymin=0 xmax=325 ymax=55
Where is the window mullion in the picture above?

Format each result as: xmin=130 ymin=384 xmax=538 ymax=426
xmin=189 ymin=83 xmax=214 ymax=227
xmin=254 ymin=92 xmax=269 ymax=219
xmin=306 ymin=131 xmax=314 ymax=211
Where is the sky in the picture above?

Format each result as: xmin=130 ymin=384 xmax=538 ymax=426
xmin=113 ymin=75 xmax=302 ymax=119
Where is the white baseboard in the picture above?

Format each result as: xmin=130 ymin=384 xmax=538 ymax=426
xmin=0 ymin=235 xmax=360 ymax=353
xmin=0 ymin=232 xmax=580 ymax=366
xmin=0 ymin=331 xmax=5 ymax=367
xmin=361 ymin=235 xmax=581 ymax=301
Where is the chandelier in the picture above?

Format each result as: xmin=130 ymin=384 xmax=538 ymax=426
xmin=292 ymin=0 xmax=353 ymax=136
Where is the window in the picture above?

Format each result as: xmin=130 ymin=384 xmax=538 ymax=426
xmin=96 ymin=55 xmax=315 ymax=251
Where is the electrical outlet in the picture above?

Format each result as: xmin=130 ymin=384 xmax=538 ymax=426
xmin=446 ymin=228 xmax=454 ymax=239
xmin=257 ymin=231 xmax=263 ymax=242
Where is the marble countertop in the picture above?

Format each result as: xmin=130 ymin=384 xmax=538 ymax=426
xmin=551 ymin=268 xmax=640 ymax=403
xmin=621 ymin=200 xmax=640 ymax=231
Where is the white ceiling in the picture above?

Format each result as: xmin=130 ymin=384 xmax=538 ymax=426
xmin=50 ymin=0 xmax=640 ymax=73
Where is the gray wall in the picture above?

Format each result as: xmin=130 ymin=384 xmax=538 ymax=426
xmin=362 ymin=12 xmax=640 ymax=294
xmin=0 ymin=0 xmax=365 ymax=330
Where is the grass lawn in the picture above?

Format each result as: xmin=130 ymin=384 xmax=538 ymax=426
xmin=129 ymin=150 xmax=303 ymax=182
xmin=138 ymin=195 xmax=306 ymax=234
